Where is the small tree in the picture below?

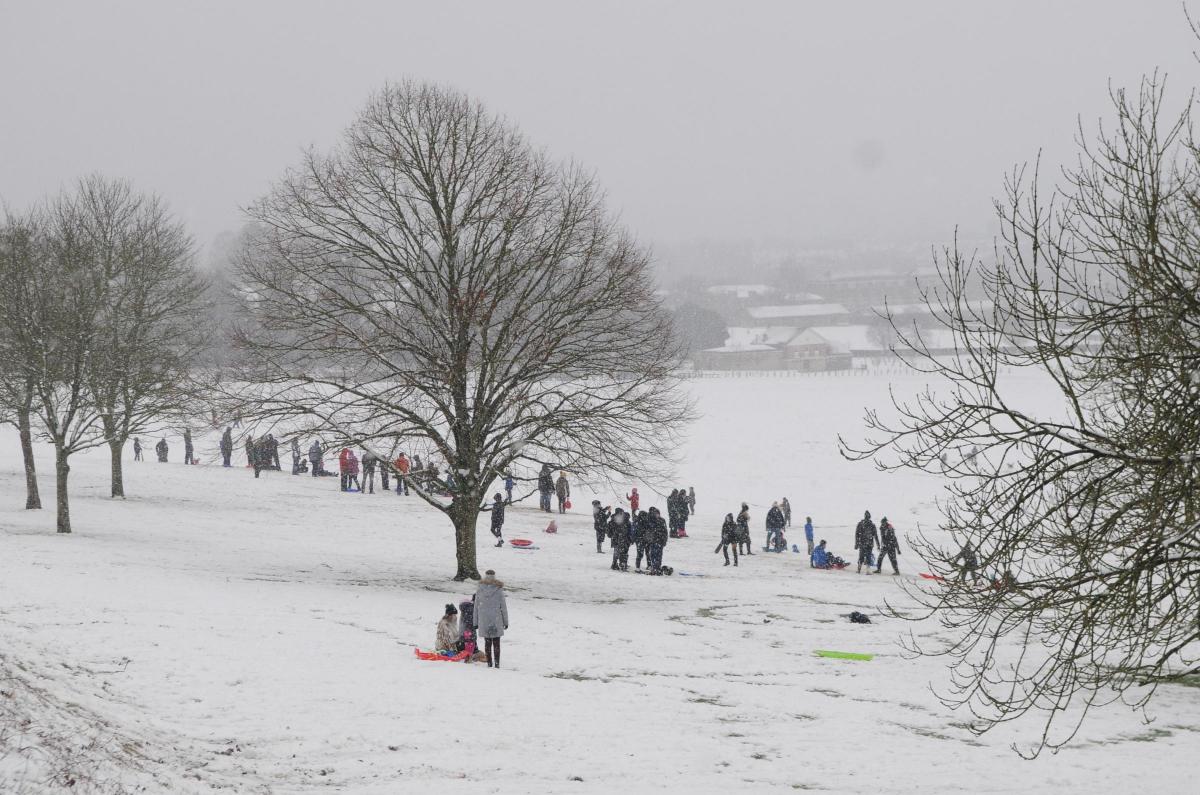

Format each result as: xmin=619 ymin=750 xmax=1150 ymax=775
xmin=233 ymin=81 xmax=689 ymax=579
xmin=842 ymin=76 xmax=1200 ymax=753
xmin=0 ymin=213 xmax=44 ymax=510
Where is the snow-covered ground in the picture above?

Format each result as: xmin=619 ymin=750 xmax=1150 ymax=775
xmin=2 ymin=372 xmax=1197 ymax=793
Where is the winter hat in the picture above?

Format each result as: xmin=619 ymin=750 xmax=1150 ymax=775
xmin=485 ymin=569 xmax=496 ymax=576
xmin=444 ymin=604 xmax=458 ymax=616
xmin=494 ymin=493 xmax=502 ymax=501
xmin=864 ymin=510 xmax=871 ymax=519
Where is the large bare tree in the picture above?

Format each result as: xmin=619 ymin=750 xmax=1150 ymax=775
xmin=843 ymin=76 xmax=1200 ymax=754
xmin=232 ymin=82 xmax=688 ymax=580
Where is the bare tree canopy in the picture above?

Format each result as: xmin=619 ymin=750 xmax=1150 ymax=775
xmin=843 ymin=75 xmax=1200 ymax=754
xmin=232 ymin=81 xmax=689 ymax=580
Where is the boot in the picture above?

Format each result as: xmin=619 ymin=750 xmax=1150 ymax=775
xmin=495 ymin=538 xmax=504 ymax=547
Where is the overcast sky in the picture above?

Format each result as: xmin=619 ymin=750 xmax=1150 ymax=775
xmin=1 ymin=0 xmax=1196 ymax=264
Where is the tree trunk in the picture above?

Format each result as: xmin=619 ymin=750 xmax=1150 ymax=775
xmin=17 ymin=407 xmax=41 ymax=510
xmin=109 ymin=438 xmax=125 ymax=498
xmin=54 ymin=444 xmax=71 ymax=534
xmin=451 ymin=502 xmax=481 ymax=581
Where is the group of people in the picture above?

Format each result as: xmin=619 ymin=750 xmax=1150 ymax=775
xmin=132 ymin=430 xmax=195 ymax=466
xmin=433 ymin=569 xmax=509 ymax=668
xmin=589 ymin=502 xmax=674 ymax=573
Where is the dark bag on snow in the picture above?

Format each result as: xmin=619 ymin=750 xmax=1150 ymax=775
xmin=849 ymin=611 xmax=872 ymax=624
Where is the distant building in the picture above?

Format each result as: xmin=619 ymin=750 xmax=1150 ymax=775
xmin=707 ymin=284 xmax=774 ymax=299
xmin=692 ymin=326 xmax=852 ymax=371
xmin=745 ymin=303 xmax=850 ymax=325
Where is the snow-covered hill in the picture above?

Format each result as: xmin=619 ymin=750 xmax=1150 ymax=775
xmin=2 ymin=372 xmax=1196 ymax=793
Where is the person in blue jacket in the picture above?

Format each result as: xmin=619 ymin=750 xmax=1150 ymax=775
xmin=804 ymin=516 xmax=815 ymax=560
xmin=504 ymin=473 xmax=515 ymax=505
xmin=811 ymin=539 xmax=831 ymax=568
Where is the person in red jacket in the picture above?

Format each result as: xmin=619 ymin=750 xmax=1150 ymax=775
xmin=339 ymin=448 xmax=352 ymax=492
xmin=626 ymin=487 xmax=640 ymax=513
xmin=394 ymin=452 xmax=410 ymax=495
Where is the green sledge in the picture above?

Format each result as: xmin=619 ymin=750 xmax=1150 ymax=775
xmin=814 ymin=649 xmax=874 ymax=661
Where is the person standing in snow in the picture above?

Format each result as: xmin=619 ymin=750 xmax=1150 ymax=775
xmin=667 ymin=489 xmax=681 ymax=538
xmin=555 ymin=471 xmax=570 ymax=513
xmin=338 ymin=448 xmax=352 ymax=491
xmin=183 ymin=429 xmax=194 ymax=465
xmin=715 ymin=512 xmax=739 ymax=566
xmin=765 ymin=502 xmax=786 ymax=551
xmin=346 ymin=449 xmax=361 ymax=491
xmin=394 ymin=452 xmax=410 ymax=494
xmin=592 ymin=500 xmax=611 ymax=553
xmin=290 ymin=438 xmax=301 ymax=475
xmin=504 ymin=472 xmax=514 ymax=505
xmin=647 ymin=506 xmax=669 ymax=575
xmin=804 ymin=516 xmax=815 ymax=561
xmin=736 ymin=503 xmax=753 ymax=556
xmin=875 ymin=516 xmax=901 ymax=575
xmin=626 ymin=487 xmax=640 ymax=514
xmin=473 ymin=570 xmax=509 ymax=669
xmin=155 ymin=437 xmax=168 ymax=462
xmin=436 ymin=604 xmax=460 ymax=652
xmin=266 ymin=434 xmax=280 ymax=470
xmin=488 ymin=493 xmax=506 ymax=547
xmin=608 ymin=508 xmax=631 ymax=571
xmin=244 ymin=435 xmax=254 ymax=467
xmin=133 ymin=437 xmax=143 ymax=461
xmin=361 ymin=449 xmax=378 ymax=494
xmin=538 ymin=463 xmax=554 ymax=512
xmin=308 ymin=439 xmax=323 ymax=477
xmin=220 ymin=427 xmax=233 ymax=467
xmin=673 ymin=486 xmax=690 ymax=537
xmin=687 ymin=486 xmax=696 ymax=516
xmin=854 ymin=510 xmax=880 ymax=574
xmin=633 ymin=510 xmax=650 ymax=571
xmin=952 ymin=542 xmax=981 ymax=582
xmin=781 ymin=497 xmax=792 ymax=528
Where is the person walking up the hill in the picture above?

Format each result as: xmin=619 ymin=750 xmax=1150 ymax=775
xmin=221 ymin=427 xmax=233 ymax=467
xmin=715 ymin=512 xmax=739 ymax=566
xmin=736 ymin=503 xmax=753 ymax=556
xmin=765 ymin=502 xmax=786 ymax=551
xmin=538 ymin=463 xmax=554 ymax=512
xmin=608 ymin=508 xmax=631 ymax=571
xmin=592 ymin=500 xmax=610 ymax=553
xmin=626 ymin=487 xmax=640 ymax=514
xmin=183 ymin=429 xmax=194 ymax=465
xmin=875 ymin=516 xmax=901 ymax=575
xmin=473 ymin=570 xmax=509 ymax=669
xmin=488 ymin=493 xmax=506 ymax=547
xmin=854 ymin=510 xmax=880 ymax=574
xmin=804 ymin=516 xmax=815 ymax=561
xmin=555 ymin=471 xmax=570 ymax=513
xmin=133 ymin=437 xmax=143 ymax=461
xmin=155 ymin=437 xmax=168 ymax=463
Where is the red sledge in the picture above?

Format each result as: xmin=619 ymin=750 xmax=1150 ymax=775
xmin=510 ymin=538 xmax=533 ymax=547
xmin=414 ymin=648 xmax=469 ymax=662
xmin=919 ymin=572 xmax=946 ymax=582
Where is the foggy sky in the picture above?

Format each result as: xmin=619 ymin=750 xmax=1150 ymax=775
xmin=1 ymin=0 xmax=1196 ymax=263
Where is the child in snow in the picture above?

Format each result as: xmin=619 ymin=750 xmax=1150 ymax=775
xmin=804 ymin=516 xmax=815 ymax=559
xmin=489 ymin=493 xmax=505 ymax=547
xmin=436 ymin=604 xmax=461 ymax=653
xmin=715 ymin=513 xmax=739 ymax=566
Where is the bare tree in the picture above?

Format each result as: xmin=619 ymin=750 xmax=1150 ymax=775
xmin=232 ymin=81 xmax=688 ymax=580
xmin=83 ymin=181 xmax=208 ymax=498
xmin=842 ymin=76 xmax=1200 ymax=754
xmin=0 ymin=212 xmax=44 ymax=510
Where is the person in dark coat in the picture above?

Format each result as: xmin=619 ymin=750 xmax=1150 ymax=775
xmin=647 ymin=506 xmax=668 ymax=575
xmin=183 ymin=429 xmax=194 ymax=465
xmin=952 ymin=542 xmax=981 ymax=582
xmin=765 ymin=502 xmax=786 ymax=551
xmin=244 ymin=435 xmax=254 ymax=467
xmin=854 ymin=510 xmax=880 ymax=574
xmin=633 ymin=510 xmax=650 ymax=571
xmin=133 ymin=437 xmax=143 ymax=461
xmin=538 ymin=463 xmax=554 ymax=512
xmin=220 ymin=427 xmax=233 ymax=467
xmin=715 ymin=512 xmax=739 ymax=566
xmin=592 ymin=500 xmax=610 ymax=553
xmin=265 ymin=434 xmax=280 ymax=470
xmin=608 ymin=509 xmax=631 ymax=571
xmin=308 ymin=439 xmax=322 ymax=477
xmin=252 ymin=437 xmax=268 ymax=478
xmin=504 ymin=473 xmax=514 ymax=505
xmin=781 ymin=497 xmax=792 ymax=527
xmin=488 ymin=493 xmax=505 ymax=547
xmin=667 ymin=489 xmax=681 ymax=538
xmin=674 ymin=486 xmax=689 ymax=537
xmin=290 ymin=438 xmax=301 ymax=475
xmin=736 ymin=503 xmax=753 ymax=556
xmin=473 ymin=570 xmax=509 ymax=668
xmin=155 ymin=438 xmax=168 ymax=463
xmin=875 ymin=516 xmax=901 ymax=574
xmin=555 ymin=471 xmax=570 ymax=513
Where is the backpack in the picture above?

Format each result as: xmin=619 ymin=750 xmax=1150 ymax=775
xmin=849 ymin=611 xmax=872 ymax=624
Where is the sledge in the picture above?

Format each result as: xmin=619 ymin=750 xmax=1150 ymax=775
xmin=511 ymin=544 xmax=540 ymax=550
xmin=814 ymin=650 xmax=874 ymax=661
xmin=414 ymin=648 xmax=470 ymax=662
xmin=919 ymin=572 xmax=946 ymax=582
xmin=814 ymin=563 xmax=848 ymax=570
xmin=509 ymin=538 xmax=533 ymax=547
xmin=677 ymin=571 xmax=708 ymax=577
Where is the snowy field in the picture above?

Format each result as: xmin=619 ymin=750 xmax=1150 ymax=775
xmin=2 ymin=371 xmax=1197 ymax=793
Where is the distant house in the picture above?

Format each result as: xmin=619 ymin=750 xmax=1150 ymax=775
xmin=745 ymin=303 xmax=850 ymax=325
xmin=692 ymin=326 xmax=852 ymax=371
xmin=707 ymin=284 xmax=774 ymax=299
